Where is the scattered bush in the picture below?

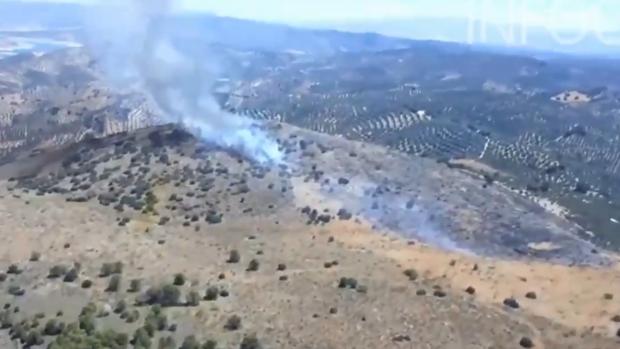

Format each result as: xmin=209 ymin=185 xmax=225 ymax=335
xmin=145 ymin=306 xmax=168 ymax=332
xmin=43 ymin=319 xmax=65 ymax=336
xmin=158 ymin=336 xmax=176 ymax=349
xmin=7 ymin=285 xmax=25 ymax=296
xmin=187 ymin=291 xmax=201 ymax=306
xmin=338 ymin=277 xmax=358 ymax=289
xmin=240 ymin=333 xmax=261 ymax=349
xmin=7 ymin=264 xmax=22 ymax=275
xmin=519 ymin=337 xmax=534 ymax=348
xmin=100 ymin=262 xmax=123 ymax=277
xmin=246 ymin=259 xmax=260 ymax=272
xmin=224 ymin=315 xmax=242 ymax=331
xmin=403 ymin=269 xmax=418 ymax=281
xmin=125 ymin=310 xmax=140 ymax=324
xmin=205 ymin=286 xmax=219 ymax=301
xmin=106 ymin=275 xmax=121 ymax=292
xmin=63 ymin=268 xmax=79 ymax=283
xmin=0 ymin=273 xmax=6 ymax=282
xmin=24 ymin=329 xmax=44 ymax=347
xmin=78 ymin=314 xmax=96 ymax=335
xmin=503 ymin=298 xmax=520 ymax=309
xmin=202 ymin=340 xmax=217 ymax=349
xmin=227 ymin=250 xmax=241 ymax=263
xmin=277 ymin=263 xmax=286 ymax=271
xmin=48 ymin=265 xmax=68 ymax=279
xmin=140 ymin=284 xmax=181 ymax=307
xmin=525 ymin=292 xmax=537 ymax=299
xmin=81 ymin=280 xmax=93 ymax=289
xmin=0 ymin=310 xmax=12 ymax=329
xmin=132 ymin=327 xmax=152 ymax=348
xmin=114 ymin=300 xmax=127 ymax=314
xmin=29 ymin=252 xmax=41 ymax=262
xmin=173 ymin=273 xmax=186 ymax=286
xmin=129 ymin=279 xmax=142 ymax=293
xmin=180 ymin=335 xmax=200 ymax=349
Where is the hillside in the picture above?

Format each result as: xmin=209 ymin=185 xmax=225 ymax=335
xmin=0 ymin=123 xmax=619 ymax=348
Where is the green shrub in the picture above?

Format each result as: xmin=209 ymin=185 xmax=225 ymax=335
xmin=114 ymin=300 xmax=127 ymax=314
xmin=129 ymin=279 xmax=142 ymax=293
xmin=227 ymin=250 xmax=240 ymax=263
xmin=7 ymin=264 xmax=21 ymax=275
xmin=29 ymin=252 xmax=41 ymax=262
xmin=145 ymin=307 xmax=168 ymax=332
xmin=141 ymin=284 xmax=180 ymax=307
xmin=100 ymin=262 xmax=124 ymax=277
xmin=0 ymin=310 xmax=12 ymax=329
xmin=180 ymin=335 xmax=200 ymax=349
xmin=43 ymin=319 xmax=65 ymax=336
xmin=78 ymin=314 xmax=95 ymax=335
xmin=202 ymin=339 xmax=217 ymax=349
xmin=125 ymin=310 xmax=140 ymax=324
xmin=24 ymin=329 xmax=44 ymax=347
xmin=47 ymin=324 xmax=128 ymax=349
xmin=106 ymin=275 xmax=121 ymax=292
xmin=81 ymin=279 xmax=93 ymax=289
xmin=204 ymin=286 xmax=218 ymax=301
xmin=158 ymin=336 xmax=176 ymax=349
xmin=173 ymin=273 xmax=186 ymax=286
xmin=63 ymin=268 xmax=79 ymax=283
xmin=224 ymin=315 xmax=241 ymax=331
xmin=187 ymin=290 xmax=201 ymax=306
xmin=48 ymin=265 xmax=68 ymax=279
xmin=246 ymin=259 xmax=260 ymax=272
xmin=7 ymin=285 xmax=25 ymax=296
xmin=240 ymin=333 xmax=261 ymax=349
xmin=132 ymin=327 xmax=151 ymax=348
xmin=403 ymin=269 xmax=418 ymax=281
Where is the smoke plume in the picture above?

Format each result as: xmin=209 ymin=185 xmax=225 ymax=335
xmin=84 ymin=0 xmax=282 ymax=164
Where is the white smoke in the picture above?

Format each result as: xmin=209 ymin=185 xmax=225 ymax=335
xmin=83 ymin=0 xmax=282 ymax=164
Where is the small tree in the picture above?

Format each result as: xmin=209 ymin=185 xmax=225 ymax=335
xmin=173 ymin=273 xmax=186 ymax=286
xmin=43 ymin=319 xmax=64 ymax=336
xmin=114 ymin=300 xmax=127 ymax=314
xmin=246 ymin=259 xmax=260 ymax=272
xmin=7 ymin=264 xmax=21 ymax=275
xmin=129 ymin=279 xmax=142 ymax=293
xmin=187 ymin=291 xmax=201 ymax=306
xmin=24 ymin=330 xmax=44 ymax=347
xmin=180 ymin=335 xmax=200 ymax=349
xmin=227 ymin=250 xmax=240 ymax=263
xmin=158 ymin=336 xmax=176 ymax=349
xmin=106 ymin=275 xmax=121 ymax=292
xmin=202 ymin=339 xmax=217 ymax=349
xmin=81 ymin=279 xmax=93 ymax=289
xmin=132 ymin=327 xmax=151 ymax=348
xmin=63 ymin=268 xmax=79 ymax=283
xmin=29 ymin=252 xmax=41 ymax=262
xmin=204 ymin=286 xmax=219 ymax=301
xmin=224 ymin=315 xmax=241 ymax=331
xmin=240 ymin=333 xmax=261 ymax=349
xmin=48 ymin=265 xmax=68 ymax=279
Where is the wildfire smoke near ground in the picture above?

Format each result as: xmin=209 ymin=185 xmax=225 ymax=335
xmin=0 ymin=1 xmax=620 ymax=348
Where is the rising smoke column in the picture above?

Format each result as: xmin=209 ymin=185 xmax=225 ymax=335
xmin=83 ymin=0 xmax=282 ymax=164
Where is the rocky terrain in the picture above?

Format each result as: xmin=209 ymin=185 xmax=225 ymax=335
xmin=0 ymin=122 xmax=618 ymax=348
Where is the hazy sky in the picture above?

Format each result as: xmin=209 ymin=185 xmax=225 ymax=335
xmin=21 ymin=0 xmax=620 ymax=31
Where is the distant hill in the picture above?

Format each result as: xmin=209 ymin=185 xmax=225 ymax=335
xmin=0 ymin=1 xmax=414 ymax=56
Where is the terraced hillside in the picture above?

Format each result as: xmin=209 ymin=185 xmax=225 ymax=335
xmin=220 ymin=46 xmax=620 ymax=249
xmin=0 ymin=49 xmax=159 ymax=164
